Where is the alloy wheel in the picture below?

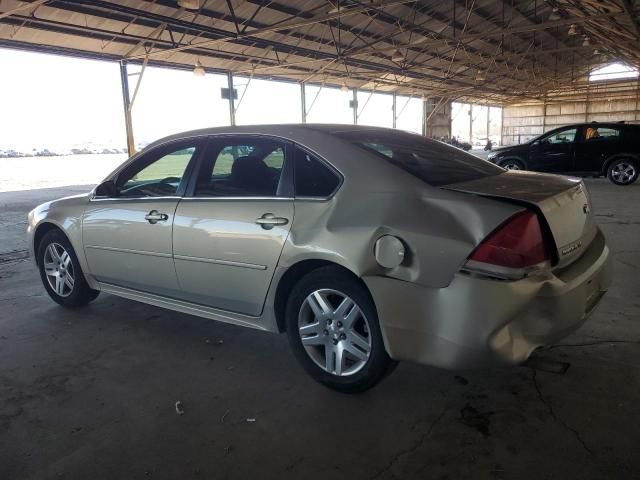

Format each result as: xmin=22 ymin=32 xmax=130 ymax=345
xmin=611 ymin=162 xmax=636 ymax=184
xmin=297 ymin=289 xmax=372 ymax=376
xmin=43 ymin=242 xmax=75 ymax=297
xmin=503 ymin=162 xmax=521 ymax=170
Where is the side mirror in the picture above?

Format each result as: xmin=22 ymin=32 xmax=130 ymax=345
xmin=95 ymin=180 xmax=119 ymax=198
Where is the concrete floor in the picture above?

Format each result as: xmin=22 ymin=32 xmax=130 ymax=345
xmin=1 ymin=179 xmax=638 ymax=480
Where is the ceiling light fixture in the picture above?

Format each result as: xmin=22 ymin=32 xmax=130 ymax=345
xmin=193 ymin=59 xmax=205 ymax=76
xmin=340 ymin=82 xmax=349 ymax=92
xmin=582 ymin=36 xmax=591 ymax=47
xmin=568 ymin=24 xmax=577 ymax=35
xmin=476 ymin=70 xmax=486 ymax=81
xmin=549 ymin=7 xmax=560 ymax=21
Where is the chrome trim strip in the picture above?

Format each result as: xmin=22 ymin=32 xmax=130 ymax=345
xmin=180 ymin=196 xmax=293 ymax=201
xmin=85 ymin=245 xmax=173 ymax=258
xmin=173 ymin=254 xmax=267 ymax=270
xmin=90 ymin=196 xmax=181 ymax=202
xmin=294 ymin=197 xmax=334 ymax=202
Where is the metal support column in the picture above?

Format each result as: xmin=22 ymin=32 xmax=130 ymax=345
xmin=119 ymin=61 xmax=135 ymax=157
xmin=585 ymin=81 xmax=590 ymax=123
xmin=352 ymin=88 xmax=358 ymax=125
xmin=486 ymin=106 xmax=490 ymax=141
xmin=469 ymin=104 xmax=473 ymax=144
xmin=422 ymin=98 xmax=427 ymax=136
xmin=633 ymin=77 xmax=640 ymax=121
xmin=301 ymin=83 xmax=307 ymax=123
xmin=227 ymin=71 xmax=236 ymax=126
xmin=392 ymin=93 xmax=397 ymax=128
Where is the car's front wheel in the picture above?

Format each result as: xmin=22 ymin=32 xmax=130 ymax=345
xmin=285 ymin=266 xmax=396 ymax=393
xmin=37 ymin=229 xmax=99 ymax=307
xmin=498 ymin=158 xmax=525 ymax=171
xmin=607 ymin=158 xmax=638 ymax=185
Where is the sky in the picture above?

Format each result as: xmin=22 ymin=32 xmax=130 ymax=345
xmin=0 ymin=48 xmax=429 ymax=153
xmin=8 ymin=48 xmax=634 ymax=151
xmin=0 ymin=49 xmax=126 ymax=151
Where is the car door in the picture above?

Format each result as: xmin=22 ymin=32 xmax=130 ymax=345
xmin=574 ymin=125 xmax=622 ymax=173
xmin=528 ymin=127 xmax=578 ymax=172
xmin=82 ymin=138 xmax=204 ymax=297
xmin=172 ymin=135 xmax=294 ymax=316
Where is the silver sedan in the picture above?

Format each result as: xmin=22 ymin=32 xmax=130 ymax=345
xmin=27 ymin=125 xmax=611 ymax=392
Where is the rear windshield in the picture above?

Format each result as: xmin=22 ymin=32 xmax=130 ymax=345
xmin=334 ymin=130 xmax=503 ymax=186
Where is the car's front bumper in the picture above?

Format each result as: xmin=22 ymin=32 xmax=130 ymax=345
xmin=363 ymin=229 xmax=612 ymax=369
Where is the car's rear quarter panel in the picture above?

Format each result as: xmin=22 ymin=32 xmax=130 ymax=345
xmin=276 ymin=128 xmax=524 ymax=290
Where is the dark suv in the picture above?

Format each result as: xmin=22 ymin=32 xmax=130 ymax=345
xmin=487 ymin=122 xmax=640 ymax=185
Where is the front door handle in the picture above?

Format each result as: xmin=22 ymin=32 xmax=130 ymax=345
xmin=255 ymin=213 xmax=289 ymax=230
xmin=145 ymin=210 xmax=169 ymax=224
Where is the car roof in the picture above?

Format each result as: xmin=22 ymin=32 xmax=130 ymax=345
xmin=145 ymin=123 xmax=422 ymax=156
xmin=142 ymin=123 xmax=418 ymax=153
xmin=546 ymin=122 xmax=636 ymax=131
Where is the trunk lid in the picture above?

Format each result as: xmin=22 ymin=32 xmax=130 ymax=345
xmin=443 ymin=171 xmax=597 ymax=268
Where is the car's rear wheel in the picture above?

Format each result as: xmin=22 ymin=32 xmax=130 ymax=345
xmin=37 ymin=229 xmax=99 ymax=307
xmin=607 ymin=159 xmax=638 ymax=185
xmin=285 ymin=266 xmax=396 ymax=393
xmin=498 ymin=158 xmax=525 ymax=171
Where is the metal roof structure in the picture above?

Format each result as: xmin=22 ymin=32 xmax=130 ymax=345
xmin=1 ymin=0 xmax=639 ymax=104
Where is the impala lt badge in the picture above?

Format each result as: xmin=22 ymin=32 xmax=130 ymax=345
xmin=562 ymin=241 xmax=583 ymax=256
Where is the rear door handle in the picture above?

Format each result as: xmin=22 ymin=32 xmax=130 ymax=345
xmin=256 ymin=213 xmax=289 ymax=230
xmin=145 ymin=210 xmax=169 ymax=224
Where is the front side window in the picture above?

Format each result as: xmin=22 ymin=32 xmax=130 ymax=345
xmin=195 ymin=137 xmax=285 ymax=197
xmin=333 ymin=129 xmax=502 ymax=187
xmin=294 ymin=147 xmax=341 ymax=198
xmin=584 ymin=126 xmax=620 ymax=142
xmin=118 ymin=144 xmax=197 ymax=197
xmin=541 ymin=128 xmax=577 ymax=144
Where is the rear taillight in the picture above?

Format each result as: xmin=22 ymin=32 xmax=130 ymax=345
xmin=463 ymin=211 xmax=550 ymax=280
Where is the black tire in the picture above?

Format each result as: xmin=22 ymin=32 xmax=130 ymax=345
xmin=497 ymin=158 xmax=525 ymax=171
xmin=606 ymin=158 xmax=639 ymax=186
xmin=37 ymin=229 xmax=100 ymax=308
xmin=285 ymin=266 xmax=396 ymax=393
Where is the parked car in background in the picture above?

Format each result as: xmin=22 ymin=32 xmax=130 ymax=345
xmin=28 ymin=125 xmax=611 ymax=392
xmin=488 ymin=122 xmax=640 ymax=185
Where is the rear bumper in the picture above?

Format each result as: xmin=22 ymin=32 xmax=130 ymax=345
xmin=363 ymin=229 xmax=612 ymax=369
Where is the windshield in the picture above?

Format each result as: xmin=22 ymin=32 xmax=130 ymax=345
xmin=333 ymin=129 xmax=503 ymax=186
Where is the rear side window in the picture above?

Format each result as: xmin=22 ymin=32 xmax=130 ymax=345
xmin=195 ymin=137 xmax=286 ymax=197
xmin=333 ymin=130 xmax=502 ymax=187
xmin=584 ymin=126 xmax=620 ymax=142
xmin=294 ymin=147 xmax=340 ymax=197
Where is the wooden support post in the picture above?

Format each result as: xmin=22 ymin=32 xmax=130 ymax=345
xmin=119 ymin=61 xmax=135 ymax=157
